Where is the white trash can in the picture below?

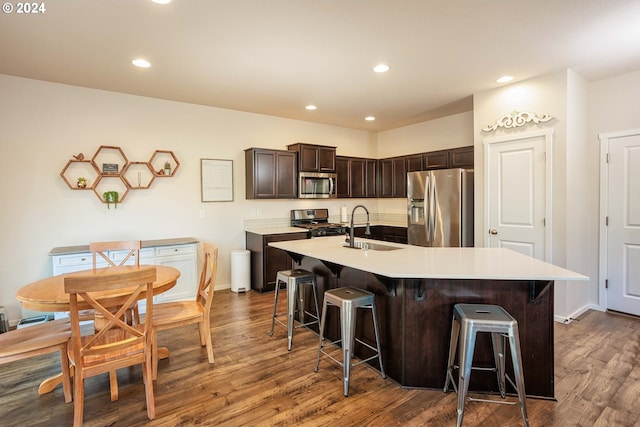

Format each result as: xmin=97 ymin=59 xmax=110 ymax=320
xmin=230 ymin=249 xmax=250 ymax=293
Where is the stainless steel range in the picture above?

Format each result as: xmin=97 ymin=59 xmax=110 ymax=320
xmin=291 ymin=208 xmax=347 ymax=237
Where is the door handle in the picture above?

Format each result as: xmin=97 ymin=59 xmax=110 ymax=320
xmin=489 ymin=229 xmax=498 ymax=235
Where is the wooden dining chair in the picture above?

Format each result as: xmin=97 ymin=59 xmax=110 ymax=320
xmin=0 ymin=318 xmax=72 ymax=403
xmin=89 ymin=240 xmax=142 ymax=325
xmin=65 ymin=266 xmax=157 ymax=427
xmin=152 ymin=242 xmax=218 ymax=379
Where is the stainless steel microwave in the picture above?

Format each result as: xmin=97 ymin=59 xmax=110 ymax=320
xmin=298 ymin=172 xmax=337 ymax=199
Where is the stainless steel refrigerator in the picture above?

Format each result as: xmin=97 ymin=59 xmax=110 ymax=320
xmin=407 ymin=168 xmax=474 ymax=247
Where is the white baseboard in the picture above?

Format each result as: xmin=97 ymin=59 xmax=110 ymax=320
xmin=554 ymin=303 xmax=601 ymax=324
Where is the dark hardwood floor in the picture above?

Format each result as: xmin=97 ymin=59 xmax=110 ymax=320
xmin=1 ymin=289 xmax=639 ymax=426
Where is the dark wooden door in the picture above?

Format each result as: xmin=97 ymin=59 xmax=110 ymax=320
xmin=379 ymin=159 xmax=393 ymax=197
xmin=423 ymin=149 xmax=450 ymax=170
xmin=335 ymin=156 xmax=350 ymax=198
xmin=406 ymin=154 xmax=423 ymax=172
xmin=392 ymin=157 xmax=406 ymax=197
xmin=252 ymin=149 xmax=276 ymax=198
xmin=365 ymin=159 xmax=377 ymax=197
xmin=350 ymin=158 xmax=366 ymax=198
xmin=275 ymin=151 xmax=297 ymax=198
xmin=449 ymin=145 xmax=474 ymax=168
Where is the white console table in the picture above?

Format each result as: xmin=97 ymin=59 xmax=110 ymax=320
xmin=49 ymin=237 xmax=198 ymax=316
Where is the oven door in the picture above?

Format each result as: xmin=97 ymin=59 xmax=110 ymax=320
xmin=298 ymin=172 xmax=337 ymax=199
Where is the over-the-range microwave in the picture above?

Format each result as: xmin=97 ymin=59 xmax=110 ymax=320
xmin=298 ymin=171 xmax=337 ymax=199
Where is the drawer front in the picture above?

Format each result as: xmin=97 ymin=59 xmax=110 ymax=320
xmin=155 ymin=243 xmax=196 ymax=257
xmin=110 ymin=247 xmax=155 ymax=264
xmin=53 ymin=253 xmax=94 ymax=268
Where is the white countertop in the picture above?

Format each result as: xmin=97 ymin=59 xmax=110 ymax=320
xmin=245 ymin=227 xmax=309 ymax=236
xmin=269 ymin=235 xmax=588 ymax=281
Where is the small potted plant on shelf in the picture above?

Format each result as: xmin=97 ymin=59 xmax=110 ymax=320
xmin=163 ymin=161 xmax=171 ymax=176
xmin=103 ymin=191 xmax=119 ymax=209
xmin=77 ymin=177 xmax=87 ymax=188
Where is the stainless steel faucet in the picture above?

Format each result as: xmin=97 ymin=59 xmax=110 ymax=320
xmin=347 ymin=204 xmax=371 ymax=247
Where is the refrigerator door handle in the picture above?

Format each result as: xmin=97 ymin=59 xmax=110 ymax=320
xmin=424 ymin=177 xmax=431 ymax=242
xmin=430 ymin=177 xmax=437 ymax=244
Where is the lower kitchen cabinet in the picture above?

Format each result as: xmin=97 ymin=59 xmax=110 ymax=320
xmin=49 ymin=238 xmax=198 ymax=315
xmin=245 ymin=231 xmax=309 ymax=292
xmin=354 ymin=225 xmax=407 ymax=244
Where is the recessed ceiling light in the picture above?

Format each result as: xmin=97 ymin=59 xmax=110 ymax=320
xmin=151 ymin=0 xmax=171 ymax=4
xmin=365 ymin=116 xmax=376 ymax=121
xmin=305 ymin=105 xmax=317 ymax=110
xmin=497 ymin=75 xmax=513 ymax=83
xmin=373 ymin=64 xmax=390 ymax=73
xmin=132 ymin=59 xmax=151 ymax=68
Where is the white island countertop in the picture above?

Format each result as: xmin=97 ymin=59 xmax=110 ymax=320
xmin=269 ymin=235 xmax=588 ymax=281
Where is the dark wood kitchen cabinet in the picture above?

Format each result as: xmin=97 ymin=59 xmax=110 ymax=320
xmin=422 ymin=149 xmax=450 ymax=170
xmin=354 ymin=225 xmax=407 ymax=243
xmin=246 ymin=231 xmax=309 ymax=292
xmin=245 ymin=148 xmax=297 ymax=199
xmin=379 ymin=156 xmax=407 ymax=198
xmin=336 ymin=156 xmax=366 ymax=198
xmin=287 ymin=143 xmax=336 ymax=172
xmin=365 ymin=159 xmax=377 ymax=197
xmin=449 ymin=145 xmax=474 ymax=168
xmin=405 ymin=154 xmax=424 ymax=172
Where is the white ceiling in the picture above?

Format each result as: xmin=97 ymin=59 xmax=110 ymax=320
xmin=2 ymin=0 xmax=640 ymax=131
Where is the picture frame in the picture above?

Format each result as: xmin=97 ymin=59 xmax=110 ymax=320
xmin=102 ymin=163 xmax=119 ymax=174
xmin=200 ymin=158 xmax=233 ymax=202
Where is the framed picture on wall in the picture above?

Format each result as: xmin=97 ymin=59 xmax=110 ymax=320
xmin=200 ymin=158 xmax=233 ymax=202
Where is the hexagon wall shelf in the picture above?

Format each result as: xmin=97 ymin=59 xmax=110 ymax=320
xmin=60 ymin=146 xmax=178 ymax=206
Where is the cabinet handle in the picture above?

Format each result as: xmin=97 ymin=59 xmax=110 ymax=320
xmin=174 ymin=249 xmax=178 ymax=252
xmin=81 ymin=258 xmax=86 ymax=261
xmin=489 ymin=229 xmax=498 ymax=235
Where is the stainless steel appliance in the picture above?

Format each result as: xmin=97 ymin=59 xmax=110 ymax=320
xmin=291 ymin=208 xmax=347 ymax=237
xmin=407 ymin=168 xmax=473 ymax=247
xmin=298 ymin=172 xmax=337 ymax=199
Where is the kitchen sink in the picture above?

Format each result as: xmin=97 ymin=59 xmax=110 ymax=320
xmin=342 ymin=241 xmax=402 ymax=251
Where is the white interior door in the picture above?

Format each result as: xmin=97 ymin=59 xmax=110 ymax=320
xmin=484 ymin=131 xmax=552 ymax=261
xmin=602 ymin=131 xmax=640 ymax=316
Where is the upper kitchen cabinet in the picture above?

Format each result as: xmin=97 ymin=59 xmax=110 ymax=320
xmin=287 ymin=143 xmax=336 ymax=172
xmin=245 ymin=148 xmax=297 ymax=199
xmin=449 ymin=145 xmax=474 ymax=168
xmin=365 ymin=159 xmax=377 ymax=197
xmin=405 ymin=154 xmax=424 ymax=172
xmin=379 ymin=156 xmax=407 ymax=198
xmin=422 ymin=149 xmax=450 ymax=170
xmin=336 ymin=156 xmax=366 ymax=198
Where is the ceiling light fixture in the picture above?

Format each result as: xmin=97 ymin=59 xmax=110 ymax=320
xmin=373 ymin=64 xmax=390 ymax=73
xmin=497 ymin=75 xmax=513 ymax=83
xmin=305 ymin=105 xmax=317 ymax=110
xmin=132 ymin=59 xmax=151 ymax=68
xmin=150 ymin=0 xmax=172 ymax=4
xmin=365 ymin=116 xmax=376 ymax=121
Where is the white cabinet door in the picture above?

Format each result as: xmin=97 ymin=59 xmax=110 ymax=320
xmin=154 ymin=244 xmax=197 ymax=303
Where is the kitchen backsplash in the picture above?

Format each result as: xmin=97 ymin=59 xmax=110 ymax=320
xmin=244 ymin=212 xmax=406 ymax=229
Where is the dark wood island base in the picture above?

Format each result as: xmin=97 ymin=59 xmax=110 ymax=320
xmin=297 ymin=256 xmax=556 ymax=399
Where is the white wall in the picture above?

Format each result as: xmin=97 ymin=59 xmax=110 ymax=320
xmin=376 ymin=111 xmax=474 ymax=215
xmin=0 ymin=75 xmax=375 ymax=323
xmin=472 ymin=70 xmax=589 ymax=320
xmin=589 ymin=70 xmax=640 ymax=309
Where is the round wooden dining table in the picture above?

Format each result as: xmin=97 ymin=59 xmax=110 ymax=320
xmin=15 ymin=264 xmax=180 ymax=396
xmin=16 ymin=265 xmax=180 ymax=313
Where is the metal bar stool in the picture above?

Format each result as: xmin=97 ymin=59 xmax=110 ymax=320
xmin=270 ymin=269 xmax=320 ymax=351
xmin=314 ymin=287 xmax=386 ymax=396
xmin=443 ymin=303 xmax=529 ymax=427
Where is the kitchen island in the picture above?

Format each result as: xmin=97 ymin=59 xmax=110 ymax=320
xmin=269 ymin=236 xmax=587 ymax=399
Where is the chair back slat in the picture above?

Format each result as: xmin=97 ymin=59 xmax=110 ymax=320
xmin=65 ymin=266 xmax=156 ymax=367
xmin=197 ymin=243 xmax=218 ymax=314
xmin=90 ymin=240 xmax=142 ymax=269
